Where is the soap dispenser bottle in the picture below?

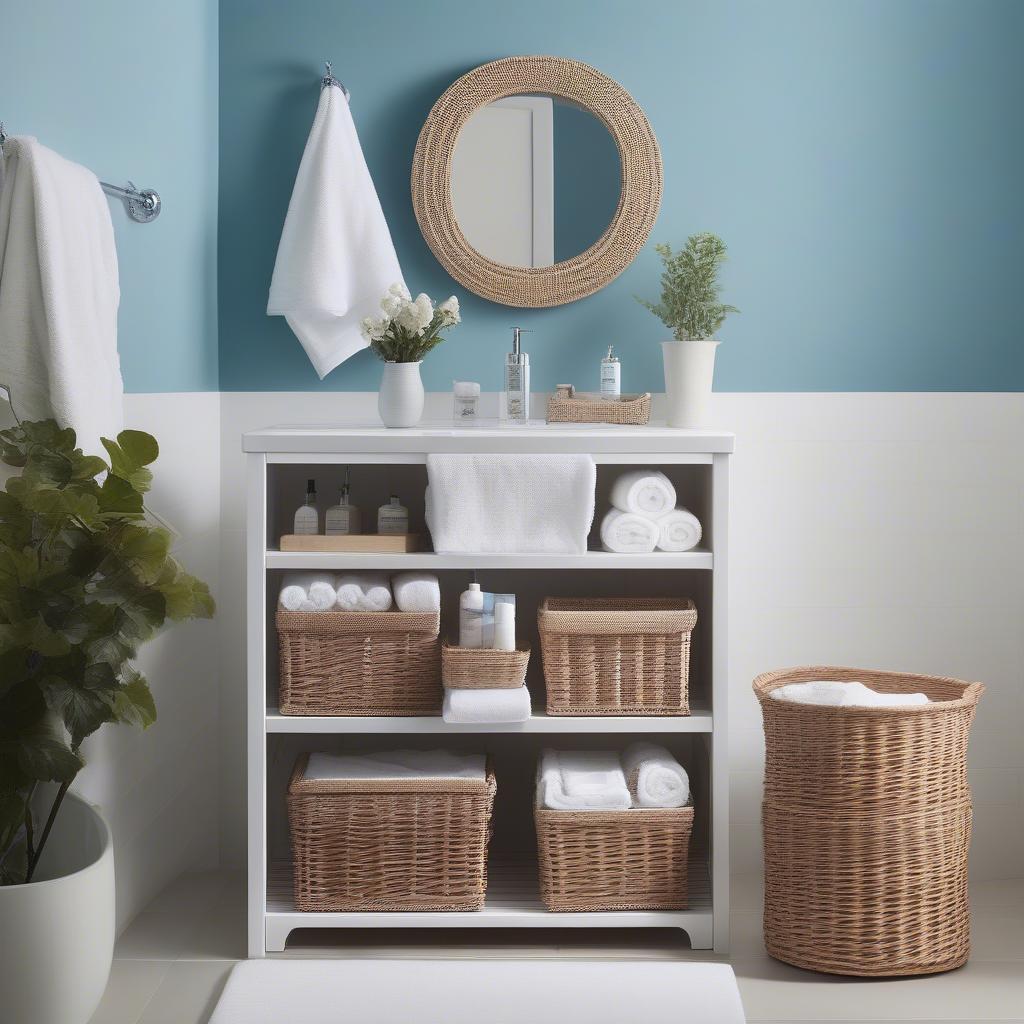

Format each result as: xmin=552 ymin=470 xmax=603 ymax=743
xmin=325 ymin=467 xmax=361 ymax=536
xmin=293 ymin=478 xmax=320 ymax=536
xmin=502 ymin=327 xmax=531 ymax=423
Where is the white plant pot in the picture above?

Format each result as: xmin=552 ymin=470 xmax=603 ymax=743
xmin=378 ymin=361 xmax=425 ymax=428
xmin=661 ymin=339 xmax=719 ymax=428
xmin=0 ymin=792 xmax=114 ymax=1024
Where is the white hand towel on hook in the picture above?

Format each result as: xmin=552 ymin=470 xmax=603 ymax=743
xmin=0 ymin=136 xmax=123 ymax=457
xmin=267 ymin=79 xmax=404 ymax=378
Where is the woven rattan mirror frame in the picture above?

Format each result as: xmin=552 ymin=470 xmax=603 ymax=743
xmin=411 ymin=56 xmax=662 ymax=308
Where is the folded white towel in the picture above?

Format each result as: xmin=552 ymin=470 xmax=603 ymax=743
xmin=0 ymin=136 xmax=123 ymax=457
xmin=600 ymin=508 xmax=658 ymax=554
xmin=392 ymin=572 xmax=441 ymax=613
xmin=335 ymin=573 xmax=393 ymax=611
xmin=442 ymin=686 xmax=531 ymax=724
xmin=771 ymin=680 xmax=931 ymax=708
xmin=266 ymin=81 xmax=404 ymax=379
xmin=537 ymin=749 xmax=632 ymax=811
xmin=425 ymin=454 xmax=596 ymax=554
xmin=609 ymin=470 xmax=676 ymax=517
xmin=279 ymin=572 xmax=337 ymax=612
xmin=305 ymin=749 xmax=485 ymax=781
xmin=622 ymin=742 xmax=690 ymax=808
xmin=655 ymin=507 xmax=703 ymax=553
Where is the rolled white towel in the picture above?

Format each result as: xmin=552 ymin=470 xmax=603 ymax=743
xmin=600 ymin=509 xmax=659 ymax=554
xmin=537 ymin=749 xmax=632 ymax=811
xmin=442 ymin=686 xmax=531 ymax=724
xmin=392 ymin=572 xmax=441 ymax=613
xmin=655 ymin=507 xmax=702 ymax=553
xmin=771 ymin=680 xmax=930 ymax=708
xmin=609 ymin=470 xmax=676 ymax=517
xmin=335 ymin=573 xmax=393 ymax=612
xmin=307 ymin=574 xmax=339 ymax=611
xmin=622 ymin=742 xmax=690 ymax=808
xmin=279 ymin=572 xmax=335 ymax=611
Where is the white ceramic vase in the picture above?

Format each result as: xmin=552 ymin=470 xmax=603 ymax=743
xmin=378 ymin=361 xmax=425 ymax=428
xmin=0 ymin=792 xmax=115 ymax=1024
xmin=661 ymin=339 xmax=719 ymax=428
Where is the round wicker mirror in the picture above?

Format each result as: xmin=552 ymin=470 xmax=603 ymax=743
xmin=411 ymin=56 xmax=662 ymax=308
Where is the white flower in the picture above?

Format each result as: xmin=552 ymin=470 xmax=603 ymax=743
xmin=396 ymin=294 xmax=434 ymax=336
xmin=437 ymin=295 xmax=461 ymax=326
xmin=388 ymin=281 xmax=411 ymax=301
xmin=380 ymin=293 xmax=404 ymax=318
xmin=359 ymin=315 xmax=387 ymax=342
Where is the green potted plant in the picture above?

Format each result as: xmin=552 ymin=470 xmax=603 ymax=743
xmin=0 ymin=406 xmax=214 ymax=1024
xmin=361 ymin=283 xmax=461 ymax=427
xmin=637 ymin=234 xmax=738 ymax=428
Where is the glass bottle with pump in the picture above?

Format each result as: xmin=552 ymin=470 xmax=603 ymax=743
xmin=502 ymin=327 xmax=531 ymax=423
xmin=377 ymin=495 xmax=409 ymax=535
xmin=325 ymin=467 xmax=361 ymax=536
xmin=293 ymin=478 xmax=320 ymax=535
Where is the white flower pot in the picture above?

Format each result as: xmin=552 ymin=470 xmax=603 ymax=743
xmin=0 ymin=792 xmax=114 ymax=1024
xmin=661 ymin=339 xmax=719 ymax=428
xmin=378 ymin=361 xmax=425 ymax=428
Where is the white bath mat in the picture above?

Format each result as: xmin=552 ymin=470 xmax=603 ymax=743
xmin=209 ymin=959 xmax=746 ymax=1023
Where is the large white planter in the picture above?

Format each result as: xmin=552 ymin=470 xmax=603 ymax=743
xmin=378 ymin=361 xmax=425 ymax=428
xmin=661 ymin=339 xmax=719 ymax=428
xmin=0 ymin=792 xmax=114 ymax=1024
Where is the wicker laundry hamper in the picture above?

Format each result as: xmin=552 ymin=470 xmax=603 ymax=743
xmin=288 ymin=753 xmax=496 ymax=912
xmin=276 ymin=609 xmax=441 ymax=715
xmin=754 ymin=665 xmax=984 ymax=976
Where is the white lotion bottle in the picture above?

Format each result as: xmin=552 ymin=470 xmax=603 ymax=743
xmin=459 ymin=581 xmax=484 ymax=647
xmin=600 ymin=346 xmax=621 ymax=398
xmin=494 ymin=595 xmax=516 ymax=651
xmin=293 ymin=479 xmax=320 ymax=535
xmin=377 ymin=495 xmax=409 ymax=535
xmin=502 ymin=327 xmax=531 ymax=423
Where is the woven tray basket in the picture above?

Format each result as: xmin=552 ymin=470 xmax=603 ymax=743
xmin=441 ymin=642 xmax=531 ymax=689
xmin=288 ymin=753 xmax=496 ymax=912
xmin=754 ymin=665 xmax=984 ymax=976
xmin=546 ymin=392 xmax=651 ymax=425
xmin=537 ymin=597 xmax=697 ymax=715
xmin=535 ymin=804 xmax=693 ymax=911
xmin=276 ymin=609 xmax=441 ymax=716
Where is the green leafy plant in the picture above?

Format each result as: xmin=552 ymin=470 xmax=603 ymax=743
xmin=637 ymin=234 xmax=738 ymax=341
xmin=0 ymin=401 xmax=214 ymax=885
xmin=360 ymin=283 xmax=461 ymax=363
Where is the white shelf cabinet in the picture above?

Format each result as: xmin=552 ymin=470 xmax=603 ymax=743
xmin=245 ymin=422 xmax=733 ymax=956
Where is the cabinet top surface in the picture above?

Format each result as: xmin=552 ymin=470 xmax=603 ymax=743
xmin=243 ymin=421 xmax=735 ymax=454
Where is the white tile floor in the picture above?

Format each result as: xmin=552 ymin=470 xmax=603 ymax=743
xmin=90 ymin=872 xmax=1024 ymax=1024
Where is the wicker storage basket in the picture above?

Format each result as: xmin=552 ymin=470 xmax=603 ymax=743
xmin=441 ymin=642 xmax=531 ymax=689
xmin=537 ymin=597 xmax=697 ymax=716
xmin=288 ymin=753 xmax=496 ymax=912
xmin=276 ymin=609 xmax=441 ymax=716
xmin=755 ymin=665 xmax=984 ymax=976
xmin=546 ymin=391 xmax=651 ymax=425
xmin=535 ymin=804 xmax=694 ymax=910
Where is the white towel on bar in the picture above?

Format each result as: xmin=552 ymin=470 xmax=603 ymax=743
xmin=609 ymin=470 xmax=676 ymax=517
xmin=538 ymin=749 xmax=632 ymax=811
xmin=622 ymin=742 xmax=690 ymax=808
xmin=305 ymin=749 xmax=485 ymax=781
xmin=443 ymin=686 xmax=531 ymax=724
xmin=0 ymin=136 xmax=123 ymax=457
xmin=425 ymin=454 xmax=596 ymax=554
xmin=267 ymin=82 xmax=404 ymax=379
xmin=770 ymin=680 xmax=931 ymax=707
xmin=335 ymin=573 xmax=392 ymax=611
xmin=392 ymin=572 xmax=441 ymax=613
xmin=600 ymin=508 xmax=659 ymax=554
xmin=278 ymin=572 xmax=335 ymax=611
xmin=655 ymin=507 xmax=703 ymax=552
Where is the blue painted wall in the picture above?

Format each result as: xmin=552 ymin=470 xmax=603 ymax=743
xmin=1 ymin=0 xmax=218 ymax=392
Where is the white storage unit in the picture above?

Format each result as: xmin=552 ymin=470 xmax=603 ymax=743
xmin=244 ymin=423 xmax=733 ymax=955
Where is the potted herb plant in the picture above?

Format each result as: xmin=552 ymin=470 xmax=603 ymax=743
xmin=637 ymin=234 xmax=738 ymax=428
xmin=361 ymin=283 xmax=461 ymax=427
xmin=0 ymin=410 xmax=214 ymax=1024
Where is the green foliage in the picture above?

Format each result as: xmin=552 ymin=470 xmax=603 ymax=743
xmin=0 ymin=411 xmax=214 ymax=885
xmin=369 ymin=309 xmax=456 ymax=363
xmin=637 ymin=234 xmax=738 ymax=341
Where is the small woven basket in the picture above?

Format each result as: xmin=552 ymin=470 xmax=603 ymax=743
xmin=288 ymin=753 xmax=496 ymax=912
xmin=546 ymin=392 xmax=651 ymax=425
xmin=755 ymin=665 xmax=984 ymax=976
xmin=441 ymin=642 xmax=531 ymax=689
xmin=537 ymin=597 xmax=696 ymax=716
xmin=276 ymin=609 xmax=441 ymax=716
xmin=535 ymin=804 xmax=693 ymax=911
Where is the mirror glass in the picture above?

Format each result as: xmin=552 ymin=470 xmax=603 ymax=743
xmin=451 ymin=95 xmax=621 ymax=268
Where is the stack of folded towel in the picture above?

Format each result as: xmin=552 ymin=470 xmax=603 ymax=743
xmin=443 ymin=686 xmax=531 ymax=725
xmin=304 ymin=749 xmax=486 ymax=781
xmin=600 ymin=471 xmax=702 ymax=554
xmin=537 ymin=743 xmax=690 ymax=810
xmin=277 ymin=572 xmax=440 ymax=613
xmin=770 ymin=680 xmax=931 ymax=707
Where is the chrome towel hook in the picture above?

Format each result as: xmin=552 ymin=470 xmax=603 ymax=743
xmin=321 ymin=61 xmax=350 ymax=99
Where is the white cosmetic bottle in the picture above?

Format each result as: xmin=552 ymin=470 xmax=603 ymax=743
xmin=293 ymin=478 xmax=320 ymax=535
xmin=459 ymin=582 xmax=485 ymax=647
xmin=600 ymin=346 xmax=621 ymax=398
xmin=377 ymin=495 xmax=409 ymax=535
xmin=325 ymin=468 xmax=361 ymax=536
xmin=502 ymin=327 xmax=531 ymax=423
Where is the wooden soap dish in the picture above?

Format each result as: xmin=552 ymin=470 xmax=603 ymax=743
xmin=279 ymin=534 xmax=423 ymax=553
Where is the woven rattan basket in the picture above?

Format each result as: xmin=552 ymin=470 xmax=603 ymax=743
xmin=546 ymin=392 xmax=651 ymax=425
xmin=288 ymin=753 xmax=496 ymax=912
xmin=441 ymin=642 xmax=531 ymax=689
xmin=535 ymin=804 xmax=693 ymax=911
xmin=537 ymin=597 xmax=697 ymax=716
xmin=276 ymin=609 xmax=441 ymax=716
xmin=755 ymin=665 xmax=984 ymax=976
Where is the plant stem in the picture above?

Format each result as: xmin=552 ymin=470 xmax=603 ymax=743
xmin=25 ymin=780 xmax=71 ymax=883
xmin=24 ymin=783 xmax=37 ymax=867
